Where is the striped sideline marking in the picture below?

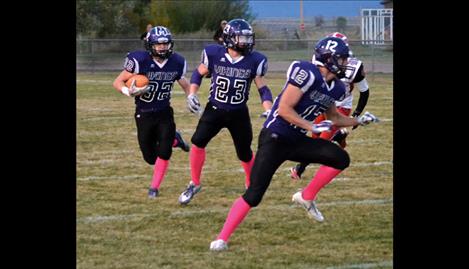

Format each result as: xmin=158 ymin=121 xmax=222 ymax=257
xmin=378 ymin=118 xmax=392 ymax=122
xmin=77 ymin=198 xmax=392 ymax=223
xmin=76 ymin=149 xmax=136 ymax=155
xmin=326 ymin=260 xmax=393 ymax=269
xmin=80 ymin=116 xmax=128 ymax=121
xmin=78 ymin=114 xmax=392 ymax=123
xmin=77 ymin=161 xmax=393 ymax=180
xmin=77 ymin=175 xmax=147 ymax=181
xmin=76 ymin=79 xmax=111 ymax=84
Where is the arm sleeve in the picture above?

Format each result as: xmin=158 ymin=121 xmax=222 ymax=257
xmin=200 ymin=49 xmax=209 ymax=67
xmin=176 ymin=59 xmax=187 ymax=80
xmin=286 ymin=61 xmax=315 ymax=93
xmin=123 ymin=53 xmax=139 ymax=73
xmin=256 ymin=57 xmax=268 ymax=77
xmin=353 ymin=90 xmax=369 ymax=116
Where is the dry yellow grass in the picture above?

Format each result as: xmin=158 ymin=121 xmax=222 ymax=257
xmin=77 ymin=71 xmax=392 ymax=269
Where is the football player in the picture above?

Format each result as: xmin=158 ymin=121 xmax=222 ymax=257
xmin=290 ymin=32 xmax=371 ymax=180
xmin=112 ymin=26 xmax=191 ymax=199
xmin=209 ymin=36 xmax=379 ymax=251
xmin=178 ymin=19 xmax=273 ymax=205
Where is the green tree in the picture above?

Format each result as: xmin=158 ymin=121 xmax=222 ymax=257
xmin=77 ymin=0 xmax=151 ymax=38
xmin=314 ymin=15 xmax=325 ymax=28
xmin=336 ymin=16 xmax=347 ymax=33
xmin=77 ymin=0 xmax=255 ymax=38
xmin=150 ymin=0 xmax=254 ymax=33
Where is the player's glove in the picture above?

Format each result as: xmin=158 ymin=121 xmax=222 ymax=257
xmin=312 ymin=120 xmax=333 ymax=134
xmin=260 ymin=109 xmax=271 ymax=118
xmin=121 ymin=86 xmax=132 ymax=97
xmin=129 ymin=79 xmax=151 ymax=97
xmin=357 ymin=111 xmax=380 ymax=126
xmin=187 ymin=93 xmax=202 ymax=114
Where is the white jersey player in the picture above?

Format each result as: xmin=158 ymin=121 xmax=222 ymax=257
xmin=290 ymin=32 xmax=371 ymax=180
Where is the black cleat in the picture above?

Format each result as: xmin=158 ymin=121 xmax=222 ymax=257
xmin=174 ymin=130 xmax=190 ymax=152
xmin=331 ymin=128 xmax=348 ymax=148
xmin=148 ymin=188 xmax=159 ymax=199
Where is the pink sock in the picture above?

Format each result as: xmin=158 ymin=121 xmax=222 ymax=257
xmin=241 ymin=155 xmax=255 ymax=187
xmin=172 ymin=139 xmax=178 ymax=147
xmin=302 ymin=166 xmax=343 ymax=200
xmin=190 ymin=145 xmax=205 ymax=186
xmin=217 ymin=197 xmax=251 ymax=242
xmin=150 ymin=158 xmax=170 ymax=189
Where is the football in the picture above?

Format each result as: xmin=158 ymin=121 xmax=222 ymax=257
xmin=125 ymin=74 xmax=150 ymax=88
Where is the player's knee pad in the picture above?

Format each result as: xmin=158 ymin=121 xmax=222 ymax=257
xmin=335 ymin=149 xmax=350 ymax=170
xmin=236 ymin=148 xmax=253 ymax=163
xmin=158 ymin=148 xmax=172 ymax=161
xmin=242 ymin=189 xmax=264 ymax=207
xmin=190 ymin=135 xmax=209 ymax=148
xmin=142 ymin=153 xmax=157 ymax=165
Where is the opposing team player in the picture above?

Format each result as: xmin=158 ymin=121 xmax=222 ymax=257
xmin=178 ymin=19 xmax=273 ymax=205
xmin=112 ymin=26 xmax=191 ymax=198
xmin=290 ymin=32 xmax=371 ymax=180
xmin=209 ymin=36 xmax=379 ymax=251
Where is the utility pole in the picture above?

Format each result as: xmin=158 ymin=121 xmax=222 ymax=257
xmin=300 ymin=0 xmax=304 ymax=31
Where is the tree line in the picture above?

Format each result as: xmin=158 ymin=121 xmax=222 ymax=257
xmin=77 ymin=0 xmax=254 ymax=38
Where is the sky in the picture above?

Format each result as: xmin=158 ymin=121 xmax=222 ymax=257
xmin=249 ymin=0 xmax=383 ymax=18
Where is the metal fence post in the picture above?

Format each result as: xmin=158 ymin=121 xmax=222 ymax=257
xmin=371 ymin=42 xmax=375 ymax=83
xmin=90 ymin=39 xmax=95 ymax=74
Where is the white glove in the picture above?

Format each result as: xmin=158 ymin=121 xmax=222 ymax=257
xmin=121 ymin=86 xmax=132 ymax=97
xmin=260 ymin=110 xmax=271 ymax=118
xmin=187 ymin=93 xmax=202 ymax=114
xmin=312 ymin=120 xmax=333 ymax=134
xmin=357 ymin=111 xmax=380 ymax=126
xmin=129 ymin=79 xmax=150 ymax=97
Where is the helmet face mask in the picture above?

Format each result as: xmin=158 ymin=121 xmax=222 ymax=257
xmin=223 ymin=19 xmax=255 ymax=55
xmin=235 ymin=35 xmax=254 ymax=46
xmin=313 ymin=37 xmax=350 ymax=78
xmin=146 ymin=26 xmax=174 ymax=59
xmin=151 ymin=42 xmax=172 ymax=59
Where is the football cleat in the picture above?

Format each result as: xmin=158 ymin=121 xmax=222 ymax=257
xmin=290 ymin=167 xmax=300 ymax=180
xmin=178 ymin=181 xmax=202 ymax=205
xmin=292 ymin=191 xmax=324 ymax=222
xmin=290 ymin=163 xmax=306 ymax=180
xmin=331 ymin=128 xmax=348 ymax=148
xmin=174 ymin=130 xmax=190 ymax=152
xmin=210 ymin=239 xmax=228 ymax=251
xmin=148 ymin=188 xmax=159 ymax=199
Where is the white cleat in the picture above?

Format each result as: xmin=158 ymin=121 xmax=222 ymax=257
xmin=178 ymin=181 xmax=202 ymax=205
xmin=210 ymin=239 xmax=228 ymax=251
xmin=292 ymin=191 xmax=324 ymax=222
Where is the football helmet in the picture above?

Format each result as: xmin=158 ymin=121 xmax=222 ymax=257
xmin=146 ymin=26 xmax=174 ymax=59
xmin=326 ymin=32 xmax=353 ymax=57
xmin=312 ymin=37 xmax=350 ymax=78
xmin=222 ymin=19 xmax=255 ymax=55
xmin=326 ymin=32 xmax=348 ymax=44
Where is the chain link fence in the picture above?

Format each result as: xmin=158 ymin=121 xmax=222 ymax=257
xmin=77 ymin=38 xmax=392 ymax=74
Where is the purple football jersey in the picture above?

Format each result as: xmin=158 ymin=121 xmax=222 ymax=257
xmin=201 ymin=45 xmax=268 ymax=110
xmin=264 ymin=60 xmax=346 ymax=140
xmin=123 ymin=51 xmax=187 ymax=112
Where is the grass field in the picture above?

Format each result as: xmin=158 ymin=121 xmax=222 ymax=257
xmin=77 ymin=71 xmax=393 ymax=269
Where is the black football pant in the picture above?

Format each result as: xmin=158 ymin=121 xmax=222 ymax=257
xmin=242 ymin=128 xmax=350 ymax=207
xmin=134 ymin=106 xmax=176 ymax=164
xmin=191 ymin=102 xmax=253 ymax=162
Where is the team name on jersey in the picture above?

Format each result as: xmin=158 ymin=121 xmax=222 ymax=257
xmin=146 ymin=71 xmax=179 ymax=81
xmin=214 ymin=65 xmax=251 ymax=79
xmin=309 ymin=90 xmax=337 ymax=107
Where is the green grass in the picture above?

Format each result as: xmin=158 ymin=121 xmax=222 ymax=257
xmin=77 ymin=72 xmax=393 ymax=269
